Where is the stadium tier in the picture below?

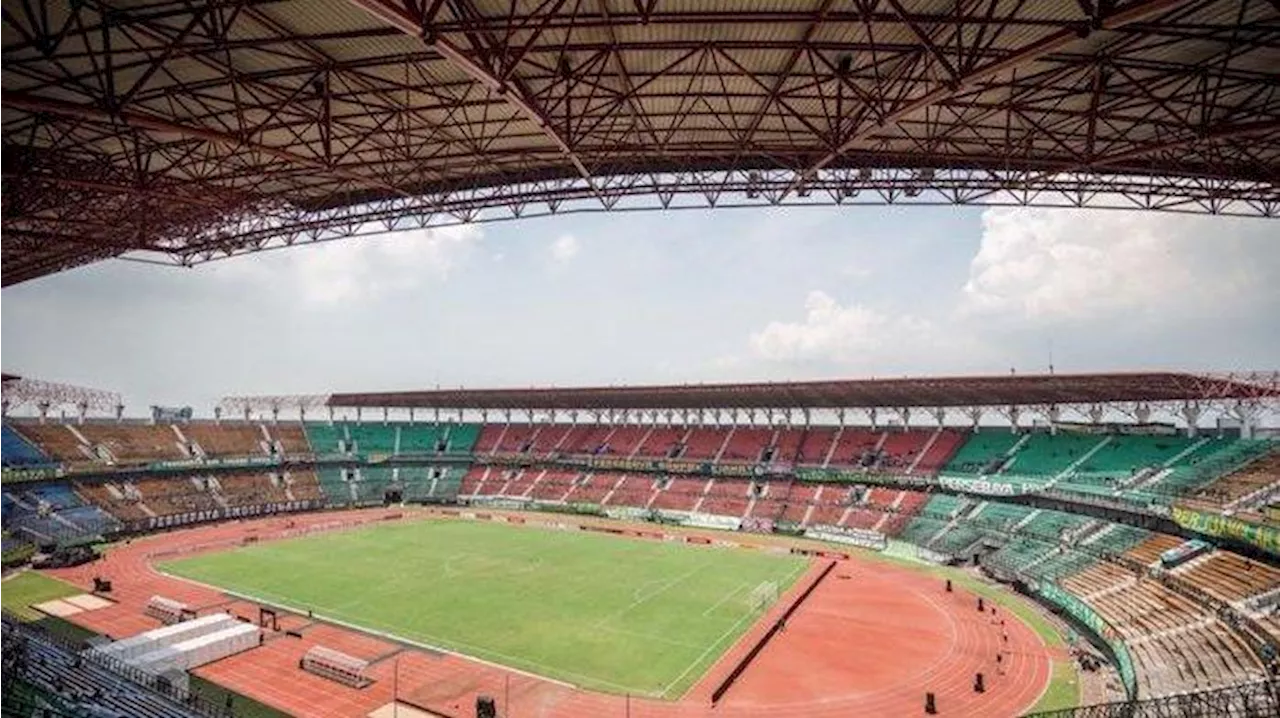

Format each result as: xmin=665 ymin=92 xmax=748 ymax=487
xmin=1186 ymin=453 xmax=1280 ymax=523
xmin=3 ymin=411 xmax=1276 ymax=711
xmin=2 ymin=424 xmax=52 ymax=467
xmin=180 ymin=422 xmax=269 ymax=458
xmin=940 ymin=430 xmax=1272 ymax=503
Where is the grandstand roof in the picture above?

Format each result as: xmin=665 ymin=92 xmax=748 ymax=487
xmin=327 ymin=371 xmax=1280 ymax=411
xmin=4 ymin=0 xmax=1279 ymax=286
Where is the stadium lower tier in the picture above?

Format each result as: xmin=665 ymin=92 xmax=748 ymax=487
xmin=4 ymin=465 xmax=1278 ymax=701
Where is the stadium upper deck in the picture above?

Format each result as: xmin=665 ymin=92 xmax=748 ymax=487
xmin=3 ymin=0 xmax=1279 ymax=285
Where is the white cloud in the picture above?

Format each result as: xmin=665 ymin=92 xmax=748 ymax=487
xmin=288 ymin=224 xmax=482 ymax=304
xmin=749 ymin=290 xmax=956 ymax=365
xmin=549 ymin=234 xmax=580 ymax=264
xmin=962 ymin=207 xmax=1276 ymax=323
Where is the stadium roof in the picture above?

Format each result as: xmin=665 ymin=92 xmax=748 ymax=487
xmin=3 ymin=0 xmax=1279 ymax=286
xmin=326 ymin=371 xmax=1280 ymax=411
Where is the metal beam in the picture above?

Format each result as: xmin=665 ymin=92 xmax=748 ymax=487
xmin=2 ymin=91 xmax=410 ymax=198
xmin=789 ymin=0 xmax=1196 ymax=193
xmin=345 ymin=0 xmax=599 ymax=190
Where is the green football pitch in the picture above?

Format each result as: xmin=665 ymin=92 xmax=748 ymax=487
xmin=159 ymin=519 xmax=808 ymax=697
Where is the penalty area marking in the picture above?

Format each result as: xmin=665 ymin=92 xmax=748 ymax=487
xmin=702 ymin=583 xmax=751 ymax=617
xmin=660 ymin=558 xmax=811 ymax=700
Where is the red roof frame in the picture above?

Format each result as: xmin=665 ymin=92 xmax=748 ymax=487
xmin=327 ymin=371 xmax=1279 ymax=411
xmin=4 ymin=0 xmax=1279 ymax=285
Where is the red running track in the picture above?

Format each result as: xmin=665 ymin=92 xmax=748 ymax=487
xmin=42 ymin=509 xmax=1053 ymax=718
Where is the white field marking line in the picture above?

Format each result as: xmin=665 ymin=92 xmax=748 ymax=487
xmin=702 ymin=583 xmax=751 ymax=618
xmin=157 ymin=568 xmax=660 ymax=696
xmin=442 ymin=551 xmax=545 ymax=580
xmin=661 ymin=558 xmax=811 ymax=700
xmin=592 ymin=561 xmax=709 ymax=629
xmin=658 ymin=599 xmax=763 ymax=700
xmin=595 ymin=623 xmax=704 ymax=650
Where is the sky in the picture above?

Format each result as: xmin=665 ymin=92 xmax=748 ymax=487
xmin=2 ymin=204 xmax=1278 ymax=416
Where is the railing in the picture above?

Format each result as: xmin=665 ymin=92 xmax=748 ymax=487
xmin=1 ymin=610 xmax=230 ymax=718
xmin=1022 ymin=678 xmax=1279 ymax=717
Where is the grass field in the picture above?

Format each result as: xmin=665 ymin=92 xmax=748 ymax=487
xmin=2 ymin=571 xmax=104 ymax=645
xmin=2 ymin=571 xmax=83 ymax=621
xmin=160 ymin=520 xmax=807 ymax=698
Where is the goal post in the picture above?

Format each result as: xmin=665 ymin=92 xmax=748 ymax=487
xmin=748 ymin=581 xmax=779 ymax=611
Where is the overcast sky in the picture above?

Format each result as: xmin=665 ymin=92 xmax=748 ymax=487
xmin=2 ymin=205 xmax=1278 ymax=415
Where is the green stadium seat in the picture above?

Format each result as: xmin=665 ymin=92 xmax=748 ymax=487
xmin=304 ymin=423 xmax=346 ymax=455
xmin=398 ymin=424 xmax=447 ymax=454
xmin=942 ymin=431 xmax=1023 ymax=475
xmin=315 ymin=467 xmax=353 ymax=504
xmin=443 ymin=424 xmax=482 ymax=454
xmin=346 ymin=425 xmax=398 ymax=455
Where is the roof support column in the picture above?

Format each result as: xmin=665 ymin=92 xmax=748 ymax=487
xmin=895 ymin=407 xmax=911 ymax=430
xmin=966 ymin=407 xmax=983 ymax=431
xmin=244 ymin=404 xmax=252 ymax=422
xmin=837 ymin=409 xmax=846 ymax=427
xmin=868 ymin=407 xmax=879 ymax=431
xmin=1003 ymin=405 xmax=1022 ymax=433
xmin=1228 ymin=402 xmax=1258 ymax=440
xmin=1134 ymin=403 xmax=1152 ymax=425
xmin=1180 ymin=402 xmax=1204 ymax=438
xmin=327 ymin=405 xmax=335 ymax=424
xmin=932 ymin=408 xmax=946 ymax=428
xmin=382 ymin=407 xmax=389 ymax=424
xmin=1044 ymin=406 xmax=1061 ymax=435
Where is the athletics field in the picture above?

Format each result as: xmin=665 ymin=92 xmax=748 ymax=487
xmin=159 ymin=519 xmax=807 ymax=697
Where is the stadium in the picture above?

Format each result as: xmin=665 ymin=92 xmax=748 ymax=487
xmin=2 ymin=1 xmax=1279 ymax=718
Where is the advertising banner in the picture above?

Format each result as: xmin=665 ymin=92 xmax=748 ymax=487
xmin=1 ymin=466 xmax=63 ymax=483
xmin=938 ymin=474 xmax=1026 ymax=496
xmin=1171 ymin=505 xmax=1279 ymax=557
xmin=804 ymin=525 xmax=887 ymax=551
xmin=1033 ymin=581 xmax=1137 ymax=699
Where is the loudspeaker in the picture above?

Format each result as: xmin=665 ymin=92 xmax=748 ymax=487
xmin=476 ymin=695 xmax=496 ymax=718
